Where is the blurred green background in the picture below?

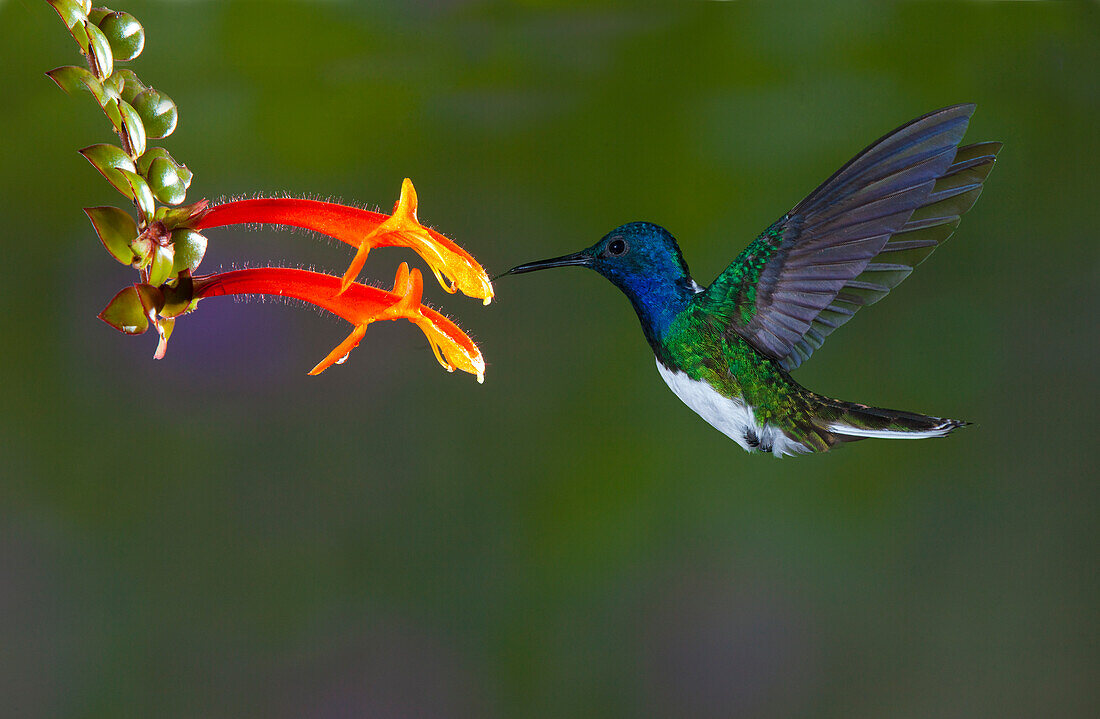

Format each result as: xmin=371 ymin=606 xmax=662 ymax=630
xmin=1 ymin=1 xmax=1097 ymax=717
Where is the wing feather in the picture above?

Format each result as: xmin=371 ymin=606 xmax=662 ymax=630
xmin=692 ymin=105 xmax=1000 ymax=369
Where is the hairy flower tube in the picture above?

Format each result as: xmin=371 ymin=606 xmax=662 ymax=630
xmin=189 ymin=264 xmax=485 ymax=382
xmin=190 ymin=178 xmax=494 ymax=304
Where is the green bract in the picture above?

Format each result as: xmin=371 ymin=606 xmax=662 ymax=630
xmin=118 ymin=168 xmax=156 ymax=220
xmin=46 ymin=65 xmax=109 ymax=104
xmin=98 ymin=11 xmax=144 ymax=61
xmin=99 ymin=284 xmax=155 ymax=334
xmin=83 ymin=21 xmax=114 ymax=79
xmin=148 ymin=243 xmax=175 ymax=287
xmin=84 ymin=206 xmax=138 ymax=264
xmin=156 ymin=200 xmax=209 ymax=230
xmin=47 ymin=0 xmax=86 ymax=30
xmin=115 ymin=97 xmax=147 ymax=158
xmin=79 ymin=143 xmax=136 ymax=196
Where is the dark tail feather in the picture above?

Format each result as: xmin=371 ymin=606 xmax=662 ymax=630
xmin=811 ymin=396 xmax=969 ymax=441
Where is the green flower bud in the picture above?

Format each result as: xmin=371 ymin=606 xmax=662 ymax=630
xmin=136 ymin=146 xmax=169 ymax=175
xmin=146 ymin=156 xmax=192 ymax=205
xmin=86 ymin=7 xmax=110 ymax=24
xmin=160 ymin=273 xmax=197 ymax=319
xmin=98 ymin=11 xmax=144 ymax=62
xmin=110 ymin=68 xmax=147 ymax=104
xmin=170 ymin=228 xmax=207 ymax=275
xmin=131 ymin=87 xmax=178 ymax=139
xmin=83 ymin=205 xmax=138 ymax=265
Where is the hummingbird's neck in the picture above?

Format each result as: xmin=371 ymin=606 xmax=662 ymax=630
xmin=617 ymin=273 xmax=699 ymax=353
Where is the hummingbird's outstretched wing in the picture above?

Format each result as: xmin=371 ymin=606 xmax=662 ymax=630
xmin=698 ymin=104 xmax=1000 ymax=371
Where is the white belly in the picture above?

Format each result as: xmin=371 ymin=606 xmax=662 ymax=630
xmin=655 ymin=360 xmax=809 ymax=457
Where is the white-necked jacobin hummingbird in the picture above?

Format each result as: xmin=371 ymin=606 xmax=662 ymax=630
xmin=506 ymin=104 xmax=1000 ymax=457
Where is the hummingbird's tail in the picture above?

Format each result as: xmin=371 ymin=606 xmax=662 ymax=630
xmin=809 ymin=395 xmax=969 ymax=442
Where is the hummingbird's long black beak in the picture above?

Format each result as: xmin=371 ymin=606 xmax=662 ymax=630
xmin=503 ymin=252 xmax=592 ymax=277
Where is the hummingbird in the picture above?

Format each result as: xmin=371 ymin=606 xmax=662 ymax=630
xmin=506 ymin=104 xmax=1000 ymax=456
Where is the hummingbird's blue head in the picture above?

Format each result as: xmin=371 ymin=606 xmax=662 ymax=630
xmin=506 ymin=222 xmax=698 ymax=343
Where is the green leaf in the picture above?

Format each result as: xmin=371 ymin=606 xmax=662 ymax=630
xmin=148 ymin=243 xmax=175 ymax=287
xmin=83 ymin=206 xmax=138 ymax=265
xmin=79 ymin=143 xmax=136 ymax=196
xmin=84 ymin=21 xmax=114 ymax=79
xmin=170 ymin=228 xmax=207 ymax=275
xmin=118 ymin=169 xmax=156 ymax=221
xmin=47 ymin=0 xmax=86 ymax=30
xmin=116 ymin=97 xmax=146 ymax=158
xmin=98 ymin=285 xmax=150 ymax=334
xmin=131 ymin=87 xmax=178 ymax=139
xmin=146 ymin=156 xmax=191 ymax=205
xmin=97 ymin=11 xmax=144 ymax=62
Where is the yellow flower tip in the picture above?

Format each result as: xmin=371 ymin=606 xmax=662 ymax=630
xmin=374 ymin=179 xmax=495 ymax=305
xmin=391 ymin=262 xmax=412 ymax=295
xmin=412 ymin=242 xmax=494 ymax=304
xmin=382 ymin=265 xmax=425 ymax=321
xmin=396 ymin=178 xmax=419 ymax=222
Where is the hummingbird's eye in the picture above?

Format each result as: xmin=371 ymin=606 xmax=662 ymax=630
xmin=607 ymin=238 xmax=628 ymax=256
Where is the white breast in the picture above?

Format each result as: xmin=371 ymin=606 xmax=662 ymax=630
xmin=655 ymin=360 xmax=809 ymax=457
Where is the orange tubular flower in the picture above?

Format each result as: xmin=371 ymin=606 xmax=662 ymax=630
xmin=191 ymin=264 xmax=485 ymax=382
xmin=190 ymin=178 xmax=494 ymax=304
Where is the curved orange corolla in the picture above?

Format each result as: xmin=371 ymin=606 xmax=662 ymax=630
xmin=191 ymin=264 xmax=484 ymax=382
xmin=190 ymin=179 xmax=494 ymax=304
